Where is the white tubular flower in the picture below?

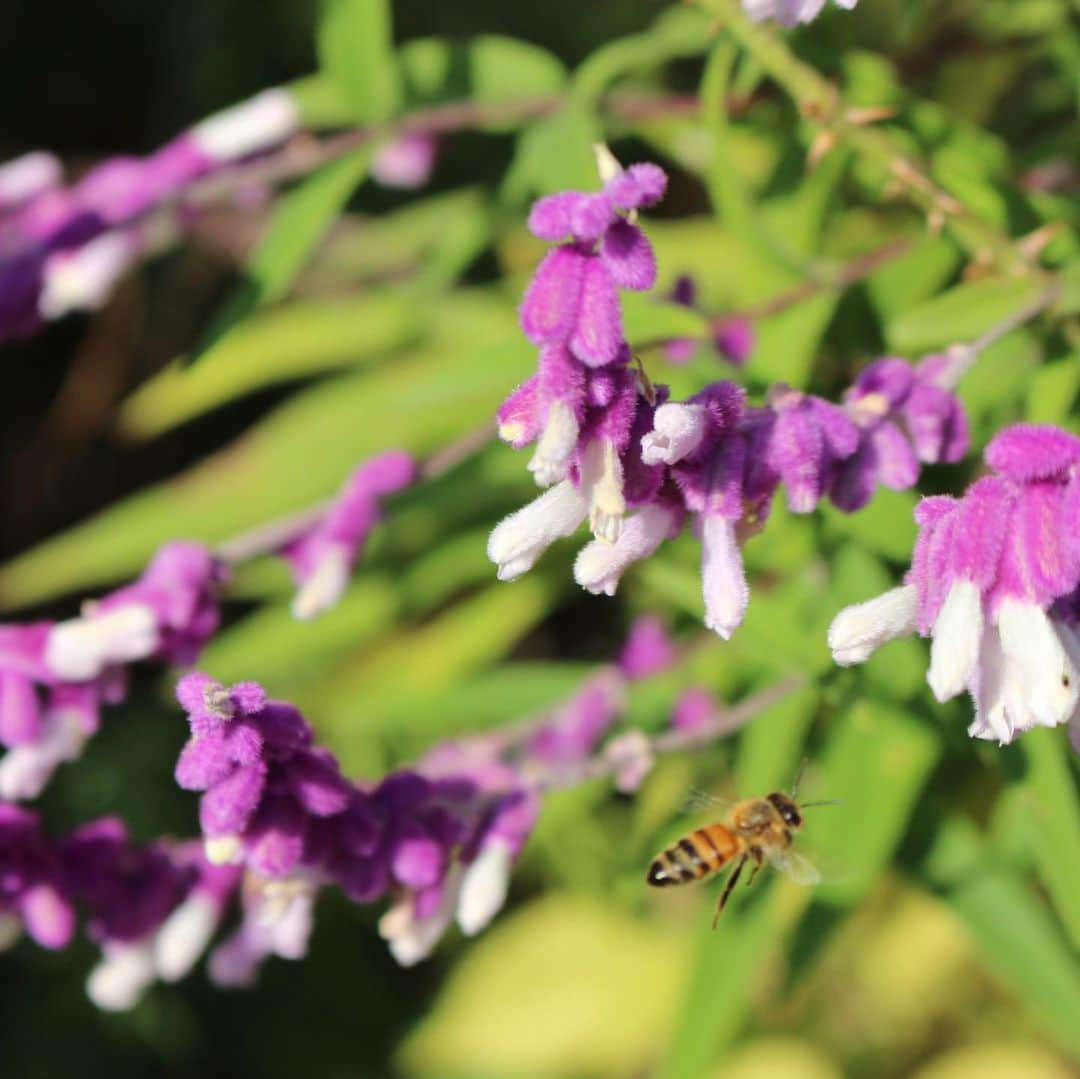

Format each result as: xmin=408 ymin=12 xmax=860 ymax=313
xmin=701 ymin=516 xmax=749 ymax=640
xmin=291 ymin=545 xmax=351 ymax=622
xmin=39 ymin=232 xmax=137 ymax=320
xmin=579 ymin=439 xmax=626 ymax=544
xmin=45 ymin=604 xmax=158 ymax=681
xmin=927 ymin=579 xmax=983 ymax=701
xmin=0 ymin=710 xmax=86 ymax=802
xmin=0 ymin=914 xmax=23 ymax=952
xmin=192 ymin=89 xmax=300 ymax=162
xmin=86 ymin=941 xmax=157 ymax=1012
xmin=0 ymin=151 xmax=61 ymax=207
xmin=528 ymin=401 xmax=579 ymax=487
xmin=641 ymin=402 xmax=707 ymax=466
xmin=153 ymin=893 xmax=220 ymax=983
xmin=203 ymin=835 xmax=244 ymax=866
xmin=574 ymin=503 xmax=675 ymax=596
xmin=827 ymin=585 xmax=918 ymax=666
xmin=487 ymin=481 xmax=589 ymax=581
xmin=996 ymin=600 xmax=1079 ymax=730
xmin=456 ymin=841 xmax=513 ymax=936
xmin=380 ymin=866 xmax=463 ymax=968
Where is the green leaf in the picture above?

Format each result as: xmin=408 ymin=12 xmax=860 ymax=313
xmin=885 ymin=276 xmax=1046 ymax=354
xmin=194 ymin=148 xmax=373 ymax=360
xmin=920 ymin=816 xmax=1080 ymax=1055
xmin=946 ymin=870 xmax=1080 ymax=1056
xmin=119 ymin=292 xmax=417 ymax=439
xmin=1017 ymin=729 xmax=1080 ymax=948
xmin=749 ymin=292 xmax=839 ymax=388
xmin=621 ymin=292 xmax=711 ymax=346
xmin=0 ymin=334 xmax=532 ymax=610
xmin=657 ymin=880 xmax=807 ymax=1078
xmin=1025 ymin=350 xmax=1080 ymax=427
xmin=735 ymin=685 xmax=820 ymax=796
xmin=315 ymin=575 xmax=565 ymax=760
xmin=199 ymin=575 xmax=400 ymax=687
xmin=820 ymin=489 xmax=919 ymax=564
xmin=399 ymin=35 xmax=566 ymax=123
xmin=505 ymin=101 xmax=600 ymax=197
xmin=864 ymin=232 xmax=961 ymax=320
xmin=400 ymin=895 xmax=689 ymax=1079
xmin=572 ymin=6 xmax=715 ymax=104
xmin=813 ymin=699 xmax=941 ymax=906
xmin=288 ymin=73 xmax=356 ymax=129
xmin=316 ymin=0 xmax=400 ymax=122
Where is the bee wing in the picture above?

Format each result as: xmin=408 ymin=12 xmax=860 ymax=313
xmin=680 ymin=788 xmax=732 ymax=816
xmin=766 ymin=846 xmax=821 ymax=886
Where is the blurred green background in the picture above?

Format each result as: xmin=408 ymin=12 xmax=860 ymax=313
xmin=1 ymin=1 xmax=1078 ymax=1077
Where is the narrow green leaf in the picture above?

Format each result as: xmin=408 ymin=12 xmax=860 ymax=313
xmin=119 ymin=292 xmax=417 ymax=438
xmin=885 ymin=275 xmax=1046 ymax=354
xmin=657 ymin=882 xmax=806 ymax=1078
xmin=316 ymin=0 xmax=400 ymax=122
xmin=200 ymin=575 xmax=400 ymax=686
xmin=947 ymin=870 xmax=1080 ymax=1056
xmin=1017 ymin=728 xmax=1080 ymax=948
xmin=820 ymin=489 xmax=919 ymax=564
xmin=0 ymin=334 xmax=532 ymax=609
xmin=813 ymin=699 xmax=941 ymax=906
xmin=398 ymin=35 xmax=566 ymax=120
xmin=194 ymin=148 xmax=373 ymax=360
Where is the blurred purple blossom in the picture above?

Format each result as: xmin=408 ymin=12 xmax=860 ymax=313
xmin=278 ymin=451 xmax=418 ymax=619
xmin=743 ymin=0 xmax=858 ymax=25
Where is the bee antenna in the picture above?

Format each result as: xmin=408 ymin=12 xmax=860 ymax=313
xmin=790 ymin=757 xmax=809 ymax=799
xmin=799 ymin=799 xmax=842 ymax=809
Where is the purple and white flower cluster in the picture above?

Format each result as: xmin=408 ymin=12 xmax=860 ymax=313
xmin=664 ymin=274 xmax=754 ymax=369
xmin=830 ymin=423 xmax=1080 ymax=747
xmin=0 ymin=89 xmax=299 ymax=340
xmin=170 ymin=665 xmax=632 ymax=970
xmin=0 ymin=451 xmax=416 ymax=800
xmin=0 ymin=803 xmax=241 ymax=1011
xmin=489 ymin=161 xmax=969 ymax=641
xmin=275 ymin=450 xmax=418 ymax=620
xmin=0 ymin=542 xmax=225 ymax=800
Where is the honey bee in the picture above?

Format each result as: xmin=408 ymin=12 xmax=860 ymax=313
xmin=646 ymin=790 xmax=831 ymax=925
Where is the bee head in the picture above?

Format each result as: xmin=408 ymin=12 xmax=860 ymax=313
xmin=767 ymin=792 xmax=803 ymax=829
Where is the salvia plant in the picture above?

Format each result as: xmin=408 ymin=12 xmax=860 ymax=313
xmin=1 ymin=0 xmax=1078 ymax=1076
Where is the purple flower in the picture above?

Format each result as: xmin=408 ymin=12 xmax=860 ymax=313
xmin=521 ymin=163 xmax=666 ymax=368
xmin=0 ymin=89 xmax=299 ymax=344
xmin=526 ymin=670 xmax=624 ymax=764
xmin=280 ymin=451 xmax=417 ymax=620
xmin=672 ymin=687 xmax=719 ymax=733
xmin=829 ymin=356 xmax=968 ymax=512
xmin=175 ymin=674 xmax=351 ymax=869
xmin=0 ymin=152 xmax=62 ymax=214
xmin=663 ymin=275 xmax=754 ymax=368
xmin=763 ymin=386 xmax=859 ymax=513
xmin=0 ymin=803 xmax=76 ymax=951
xmin=829 ymin=424 xmax=1080 ymax=745
xmin=372 ymin=133 xmax=438 ymax=189
xmin=618 ymin=616 xmax=677 ymax=680
xmin=45 ymin=542 xmax=225 ymax=681
xmin=742 ymin=0 xmax=858 ymax=25
xmin=209 ymin=876 xmax=315 ymax=987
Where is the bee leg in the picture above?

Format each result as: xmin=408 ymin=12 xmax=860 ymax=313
xmin=745 ymin=848 xmax=765 ymax=887
xmin=712 ymin=855 xmax=746 ymax=928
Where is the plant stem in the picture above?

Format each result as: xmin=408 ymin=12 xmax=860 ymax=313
xmin=696 ymin=0 xmax=1045 ymax=276
xmin=529 ymin=675 xmax=805 ymax=791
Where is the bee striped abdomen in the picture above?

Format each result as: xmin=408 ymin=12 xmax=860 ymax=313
xmin=646 ymin=825 xmax=740 ymax=887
